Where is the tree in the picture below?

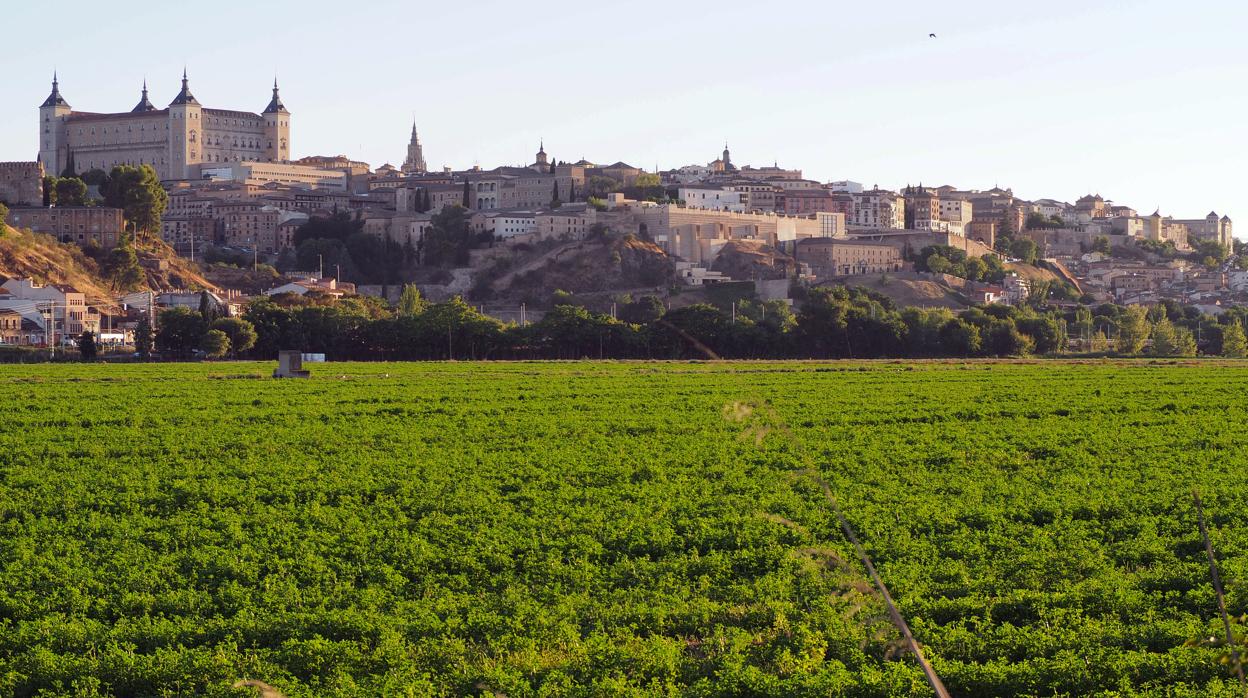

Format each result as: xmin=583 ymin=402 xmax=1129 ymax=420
xmin=134 ymin=316 xmax=153 ymax=357
xmin=925 ymin=254 xmax=951 ymax=275
xmin=1090 ymin=330 xmax=1110 ymax=353
xmin=939 ymin=318 xmax=981 ymax=357
xmin=201 ymin=329 xmax=231 ymax=359
xmin=211 ymin=317 xmax=257 ymax=357
xmin=1009 ymin=237 xmax=1039 ymax=265
xmin=0 ymin=203 xmax=8 ymax=235
xmin=422 ymin=205 xmax=475 ymax=267
xmin=78 ymin=331 xmax=97 ymax=360
xmin=985 ymin=320 xmax=1033 ymax=357
xmin=100 ymin=239 xmax=146 ymax=291
xmin=99 ymin=164 xmax=168 ymax=237
xmin=197 ymin=290 xmax=220 ymax=324
xmin=550 ymin=180 xmax=562 ymax=208
xmin=293 ymin=209 xmax=363 ymax=245
xmin=1221 ymin=321 xmax=1248 ymax=358
xmin=61 ymin=151 xmax=77 ymax=178
xmin=1151 ymin=318 xmax=1197 ymax=357
xmin=1092 ymin=236 xmax=1112 ymax=255
xmin=54 ymin=177 xmax=88 ymax=207
xmin=1117 ymin=305 xmax=1150 ymax=355
xmin=155 ymin=307 xmax=207 ymax=358
xmin=399 ymin=285 xmax=427 ymax=317
xmin=619 ymin=295 xmax=665 ymax=325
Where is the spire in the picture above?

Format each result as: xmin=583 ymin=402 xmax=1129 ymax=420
xmin=41 ymin=71 xmax=69 ymax=109
xmin=170 ymin=68 xmax=199 ymax=106
xmin=263 ymin=77 xmax=287 ymax=113
xmin=131 ymin=78 xmax=156 ymax=112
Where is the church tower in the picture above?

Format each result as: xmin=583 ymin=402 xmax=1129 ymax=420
xmin=534 ymin=140 xmax=549 ymax=170
xmin=263 ymin=79 xmax=290 ymax=164
xmin=402 ymin=122 xmax=427 ymax=174
xmin=168 ymin=69 xmax=203 ymax=180
xmin=38 ymin=73 xmax=72 ymax=177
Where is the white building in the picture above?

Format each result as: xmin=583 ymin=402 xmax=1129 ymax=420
xmin=201 ymin=161 xmax=348 ymax=192
xmin=828 ymin=180 xmax=864 ymax=194
xmin=850 ymin=189 xmax=906 ymax=230
xmin=485 ymin=211 xmax=538 ymax=239
xmin=678 ymin=187 xmax=748 ymax=212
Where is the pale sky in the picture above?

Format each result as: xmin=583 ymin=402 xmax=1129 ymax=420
xmin=3 ymin=0 xmax=1245 ymax=234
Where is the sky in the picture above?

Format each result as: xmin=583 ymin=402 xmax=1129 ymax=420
xmin=3 ymin=0 xmax=1245 ymax=233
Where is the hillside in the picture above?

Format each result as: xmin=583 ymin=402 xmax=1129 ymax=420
xmin=823 ymin=270 xmax=970 ymax=309
xmin=484 ymin=233 xmax=675 ymax=302
xmin=710 ymin=240 xmax=795 ymax=280
xmin=0 ymin=226 xmax=215 ymax=309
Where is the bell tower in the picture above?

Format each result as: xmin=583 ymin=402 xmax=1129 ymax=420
xmin=402 ymin=121 xmax=427 ymax=174
xmin=38 ymin=72 xmax=72 ymax=176
xmin=168 ymin=69 xmax=203 ymax=180
xmin=262 ymin=79 xmax=290 ymax=164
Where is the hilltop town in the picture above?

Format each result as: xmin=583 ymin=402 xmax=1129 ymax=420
xmin=0 ymin=72 xmax=1240 ymax=355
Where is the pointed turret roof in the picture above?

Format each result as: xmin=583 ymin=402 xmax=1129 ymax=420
xmin=263 ymin=78 xmax=287 ymax=114
xmin=131 ymin=79 xmax=156 ymax=112
xmin=40 ymin=72 xmax=69 ymax=109
xmin=170 ymin=69 xmax=199 ymax=106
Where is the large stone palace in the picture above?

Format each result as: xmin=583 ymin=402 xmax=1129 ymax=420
xmin=38 ymin=71 xmax=290 ymax=181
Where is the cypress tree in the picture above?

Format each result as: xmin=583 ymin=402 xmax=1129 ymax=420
xmin=463 ymin=181 xmax=471 ymax=208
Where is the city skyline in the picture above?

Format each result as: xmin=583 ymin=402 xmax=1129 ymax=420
xmin=2 ymin=0 xmax=1245 ymax=235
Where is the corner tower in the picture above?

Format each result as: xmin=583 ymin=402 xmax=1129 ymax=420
xmin=38 ymin=73 xmax=72 ymax=176
xmin=168 ymin=69 xmax=203 ymax=180
xmin=262 ymin=79 xmax=290 ymax=164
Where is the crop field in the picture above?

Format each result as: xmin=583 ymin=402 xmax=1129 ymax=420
xmin=1 ymin=361 xmax=1247 ymax=697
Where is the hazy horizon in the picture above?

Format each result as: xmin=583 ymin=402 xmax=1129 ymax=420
xmin=4 ymin=0 xmax=1244 ymax=235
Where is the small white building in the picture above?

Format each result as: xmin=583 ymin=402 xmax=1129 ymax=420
xmin=678 ymin=187 xmax=748 ymax=213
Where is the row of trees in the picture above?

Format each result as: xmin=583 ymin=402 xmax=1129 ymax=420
xmin=42 ymin=165 xmax=168 ymax=237
xmin=145 ymin=285 xmax=1245 ymax=362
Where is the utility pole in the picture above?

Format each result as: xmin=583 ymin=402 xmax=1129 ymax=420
xmin=318 ymin=254 xmax=324 ymax=280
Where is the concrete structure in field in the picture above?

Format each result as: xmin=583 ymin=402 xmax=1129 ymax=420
xmin=795 ymin=238 xmax=903 ymax=277
xmin=0 ymin=162 xmax=44 ymax=205
xmin=39 ymin=72 xmax=291 ymax=181
xmin=5 ymin=206 xmax=124 ymax=247
xmin=273 ymin=350 xmax=311 ymax=378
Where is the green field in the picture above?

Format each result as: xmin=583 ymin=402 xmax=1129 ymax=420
xmin=1 ymin=361 xmax=1246 ymax=697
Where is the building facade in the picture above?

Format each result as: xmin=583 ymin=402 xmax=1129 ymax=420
xmin=0 ymin=162 xmax=44 ymax=205
xmin=39 ymin=72 xmax=290 ymax=181
xmin=5 ymin=206 xmax=124 ymax=247
xmin=795 ymin=238 xmax=903 ymax=277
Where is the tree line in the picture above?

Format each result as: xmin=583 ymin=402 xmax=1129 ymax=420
xmin=142 ymin=285 xmax=1248 ymax=361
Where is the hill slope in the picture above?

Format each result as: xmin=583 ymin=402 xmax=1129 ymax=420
xmin=0 ymin=226 xmax=215 ymax=309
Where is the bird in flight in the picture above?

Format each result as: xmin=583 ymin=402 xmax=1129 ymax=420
xmin=930 ymin=33 xmax=937 ymax=38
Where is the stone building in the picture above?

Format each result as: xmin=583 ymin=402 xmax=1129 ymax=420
xmin=0 ymin=162 xmax=44 ymax=205
xmin=38 ymin=72 xmax=291 ymax=181
xmin=5 ymin=206 xmax=124 ymax=247
xmin=795 ymin=238 xmax=903 ymax=277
